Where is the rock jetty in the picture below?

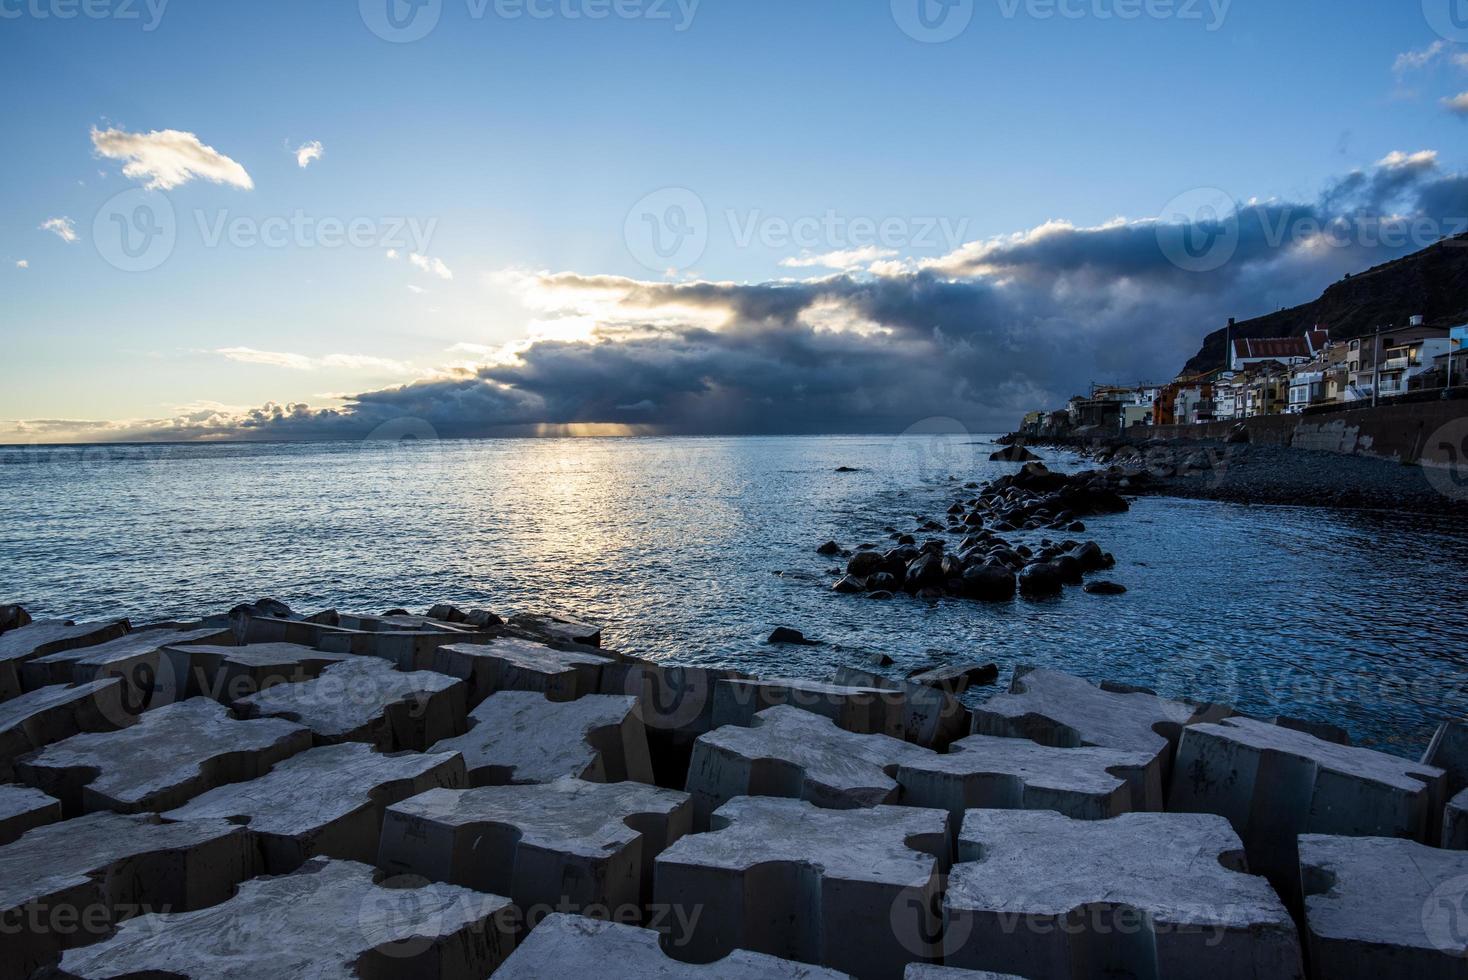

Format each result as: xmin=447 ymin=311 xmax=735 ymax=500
xmin=0 ymin=598 xmax=1458 ymax=979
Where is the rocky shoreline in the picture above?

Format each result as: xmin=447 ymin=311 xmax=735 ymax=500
xmin=1 ymin=596 xmax=1464 ymax=977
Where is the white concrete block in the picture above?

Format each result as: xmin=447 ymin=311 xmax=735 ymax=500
xmin=164 ymin=741 xmax=467 ymax=872
xmin=832 ymin=666 xmax=970 ymax=751
xmin=1449 ymin=788 xmax=1468 ymax=851
xmin=945 ymin=810 xmax=1303 ymax=979
xmin=318 ymin=628 xmax=488 ymax=671
xmin=1424 ymin=720 xmax=1468 ymax=798
xmin=337 ymin=611 xmax=477 ymax=633
xmin=1300 ymin=834 xmax=1468 ymax=979
xmin=0 ymin=811 xmax=256 ymax=979
xmin=712 ymin=677 xmax=904 ymax=738
xmin=431 ymin=637 xmax=610 ymax=707
xmin=905 ymin=968 xmax=1028 ymax=980
xmin=0 ymin=784 xmax=61 ymax=846
xmin=971 ymin=667 xmax=1232 ymax=808
xmin=236 ymin=656 xmax=468 ymax=751
xmin=509 ymin=612 xmax=603 ymax=647
xmin=686 ymin=705 xmax=931 ymax=826
xmin=16 ymin=697 xmax=311 ymax=815
xmin=654 ymin=796 xmax=950 ymax=980
xmin=23 ymin=627 xmax=230 ymax=712
xmin=896 ymin=734 xmax=1151 ymax=821
xmin=600 ymin=660 xmax=749 ymax=744
xmin=230 ymin=612 xmax=368 ymax=648
xmin=0 ymin=619 xmax=130 ymax=702
xmin=0 ymin=680 xmax=131 ymax=781
xmin=157 ymin=641 xmax=348 ymax=704
xmin=433 ymin=691 xmax=653 ymax=786
xmin=494 ymin=912 xmax=855 ymax=978
xmin=379 ymin=777 xmax=691 ymax=922
xmin=1170 ymin=716 xmax=1447 ymax=901
xmin=55 ymin=857 xmax=516 ymax=980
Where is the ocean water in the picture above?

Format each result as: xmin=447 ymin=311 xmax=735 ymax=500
xmin=2 ymin=433 xmax=1465 ymax=756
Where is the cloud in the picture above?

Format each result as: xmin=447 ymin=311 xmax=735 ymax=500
xmin=29 ymin=151 xmax=1468 ymax=442
xmin=780 ymin=246 xmax=899 ymax=271
xmin=91 ymin=127 xmax=254 ymax=190
xmin=1394 ymin=41 xmax=1449 ymax=74
xmin=15 ymin=260 xmax=28 ymax=269
xmin=213 ymin=347 xmax=416 ymax=375
xmin=40 ymin=217 xmax=77 ymax=243
xmin=409 ymin=253 xmax=453 ymax=280
xmin=406 ymin=284 xmax=426 ymax=294
xmin=386 ymin=249 xmax=399 ymax=260
xmin=294 ymin=140 xmax=324 ymax=169
xmin=1445 ymin=93 xmax=1468 ymax=116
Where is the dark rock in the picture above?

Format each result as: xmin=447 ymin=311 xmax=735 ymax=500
xmin=940 ymin=554 xmax=967 ymax=579
xmin=768 ymin=627 xmax=822 ymax=646
xmin=1051 ymin=555 xmax=1084 ymax=585
xmin=866 ymin=572 xmax=899 ymax=593
xmin=866 ymin=652 xmax=895 ymax=667
xmin=904 ymin=553 xmax=945 ymax=593
xmin=1226 ymin=422 xmax=1250 ymax=444
xmin=1018 ymin=562 xmax=1064 ymax=598
xmin=835 ymin=466 xmax=860 ymax=473
xmin=1084 ymin=581 xmax=1128 ymax=596
xmin=463 ymin=609 xmax=503 ymax=628
xmin=427 ymin=604 xmax=468 ymax=623
xmin=962 ymin=564 xmax=1017 ymax=602
xmin=908 ymin=662 xmax=1000 ymax=695
xmin=229 ymin=598 xmax=294 ymax=621
xmin=990 ymin=445 xmax=1042 ymax=462
xmin=1071 ymin=541 xmax=1109 ymax=573
xmin=1068 ymin=521 xmax=1087 ymax=532
xmin=847 ymin=551 xmax=886 ymax=578
xmin=816 ymin=541 xmax=843 ymax=557
xmin=0 ymin=604 xmax=32 ymax=636
xmin=832 ymin=576 xmax=867 ymax=595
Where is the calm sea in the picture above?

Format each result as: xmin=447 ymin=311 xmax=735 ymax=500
xmin=2 ymin=434 xmax=1465 ymax=756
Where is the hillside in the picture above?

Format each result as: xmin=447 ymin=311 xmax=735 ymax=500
xmin=1182 ymin=233 xmax=1468 ymax=375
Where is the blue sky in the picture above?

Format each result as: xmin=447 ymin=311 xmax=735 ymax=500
xmin=4 ymin=0 xmax=1468 ymax=439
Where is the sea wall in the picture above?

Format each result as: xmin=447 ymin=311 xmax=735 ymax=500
xmin=1145 ymin=398 xmax=1468 ymax=468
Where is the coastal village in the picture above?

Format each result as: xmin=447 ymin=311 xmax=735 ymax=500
xmin=1020 ymin=316 xmax=1468 ymax=438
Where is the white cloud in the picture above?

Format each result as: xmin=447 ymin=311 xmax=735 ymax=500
xmin=213 ymin=347 xmax=418 ymax=375
xmin=406 ymin=284 xmax=426 ymax=294
xmin=40 ymin=217 xmax=78 ymax=243
xmin=780 ymin=246 xmax=900 ymax=271
xmin=1444 ymin=93 xmax=1468 ymax=116
xmin=1394 ymin=41 xmax=1448 ymax=74
xmin=15 ymin=259 xmax=29 ymax=269
xmin=295 ymin=140 xmax=324 ymax=169
xmin=1377 ymin=149 xmax=1440 ymax=169
xmin=91 ymin=126 xmax=254 ymax=190
xmin=386 ymin=249 xmax=399 ymax=260
xmin=410 ymin=253 xmax=453 ymax=280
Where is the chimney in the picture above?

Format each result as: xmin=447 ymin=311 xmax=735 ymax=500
xmin=1410 ymin=314 xmax=1425 ymax=328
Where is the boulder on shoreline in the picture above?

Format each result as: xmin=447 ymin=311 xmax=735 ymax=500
xmin=767 ymin=627 xmax=821 ymax=646
xmin=989 ymin=445 xmax=1042 ymax=462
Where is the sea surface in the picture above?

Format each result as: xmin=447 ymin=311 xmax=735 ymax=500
xmin=2 ymin=433 xmax=1466 ymax=756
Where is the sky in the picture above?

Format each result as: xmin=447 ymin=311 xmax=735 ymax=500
xmin=4 ymin=0 xmax=1468 ymax=441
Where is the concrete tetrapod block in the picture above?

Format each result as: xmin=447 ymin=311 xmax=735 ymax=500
xmin=712 ymin=677 xmax=904 ymax=738
xmin=833 ymin=666 xmax=970 ymax=751
xmin=15 ymin=697 xmax=312 ymax=816
xmin=1425 ymin=720 xmax=1468 ymax=798
xmin=432 ymin=690 xmax=653 ymax=786
xmin=336 ymin=611 xmax=476 ymax=633
xmin=379 ymin=777 xmax=691 ymax=924
xmin=494 ymin=912 xmax=856 ymax=978
xmin=235 ymin=656 xmax=468 ymax=751
xmin=944 ymin=810 xmax=1303 ymax=980
xmin=895 ymin=734 xmax=1152 ymax=822
xmin=157 ymin=641 xmax=348 ymax=704
xmin=1300 ymin=834 xmax=1468 ymax=979
xmin=0 ymin=679 xmax=131 ymax=781
xmin=318 ymin=628 xmax=490 ymax=671
xmin=905 ymin=968 xmax=1029 ymax=980
xmin=0 ymin=811 xmax=256 ymax=980
xmin=0 ymin=619 xmax=130 ymax=702
xmin=431 ymin=637 xmax=610 ymax=707
xmin=22 ymin=627 xmax=231 ymax=713
xmin=1448 ymin=788 xmax=1468 ymax=850
xmin=1170 ymin=716 xmax=1447 ymax=904
xmin=54 ymin=857 xmax=517 ymax=980
xmin=508 ymin=612 xmax=603 ymax=647
xmin=0 ymin=784 xmax=61 ymax=846
xmin=229 ymin=611 xmax=369 ymax=648
xmin=654 ymin=796 xmax=951 ymax=980
xmin=685 ymin=705 xmax=933 ymax=827
xmin=971 ymin=667 xmax=1233 ymax=808
xmin=164 ymin=741 xmax=468 ymax=873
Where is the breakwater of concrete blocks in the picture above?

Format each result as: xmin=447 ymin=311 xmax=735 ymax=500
xmin=0 ymin=599 xmax=1464 ymax=979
